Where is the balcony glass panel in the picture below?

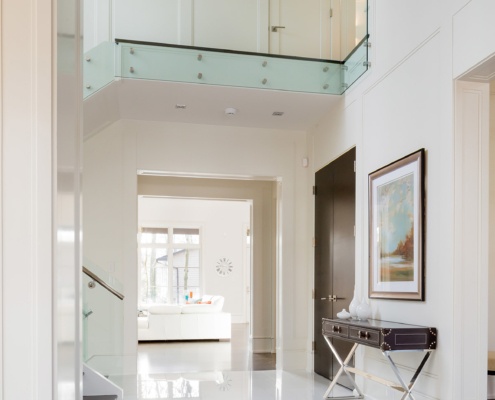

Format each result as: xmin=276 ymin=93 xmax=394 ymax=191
xmin=343 ymin=37 xmax=369 ymax=91
xmin=83 ymin=0 xmax=368 ymax=97
xmin=117 ymin=42 xmax=344 ymax=95
xmin=83 ymin=40 xmax=115 ymax=98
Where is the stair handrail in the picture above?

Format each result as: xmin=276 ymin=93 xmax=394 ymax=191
xmin=82 ymin=266 xmax=125 ymax=300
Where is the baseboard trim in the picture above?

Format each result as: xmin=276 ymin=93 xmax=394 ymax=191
xmin=252 ymin=337 xmax=274 ymax=353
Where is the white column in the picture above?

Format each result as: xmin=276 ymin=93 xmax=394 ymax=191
xmin=2 ymin=0 xmax=54 ymax=398
xmin=2 ymin=0 xmax=82 ymax=398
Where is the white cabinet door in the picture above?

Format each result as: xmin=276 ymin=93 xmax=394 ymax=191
xmin=193 ymin=0 xmax=269 ymax=53
xmin=115 ymin=0 xmax=185 ymax=44
xmin=270 ymin=0 xmax=329 ymax=59
xmin=115 ymin=0 xmax=269 ymax=53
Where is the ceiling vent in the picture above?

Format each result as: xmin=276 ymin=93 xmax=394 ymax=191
xmin=272 ymin=111 xmax=284 ymax=116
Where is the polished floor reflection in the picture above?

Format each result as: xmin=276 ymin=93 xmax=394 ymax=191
xmin=108 ymin=324 xmax=353 ymax=400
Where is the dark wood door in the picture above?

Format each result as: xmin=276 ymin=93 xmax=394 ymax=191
xmin=314 ymin=148 xmax=356 ymax=387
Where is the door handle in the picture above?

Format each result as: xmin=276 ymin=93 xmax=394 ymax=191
xmin=271 ymin=26 xmax=286 ymax=32
xmin=320 ymin=295 xmax=346 ymax=302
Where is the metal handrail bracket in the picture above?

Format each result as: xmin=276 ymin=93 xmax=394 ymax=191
xmin=82 ymin=266 xmax=125 ymax=300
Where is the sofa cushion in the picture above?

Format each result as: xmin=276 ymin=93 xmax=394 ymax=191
xmin=138 ymin=316 xmax=149 ymax=329
xmin=181 ymin=304 xmax=221 ymax=314
xmin=182 ymin=295 xmax=224 ymax=313
xmin=148 ymin=304 xmax=182 ymax=314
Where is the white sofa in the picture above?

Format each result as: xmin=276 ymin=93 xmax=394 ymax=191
xmin=138 ymin=295 xmax=231 ymax=341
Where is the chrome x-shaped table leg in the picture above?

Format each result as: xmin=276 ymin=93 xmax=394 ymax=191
xmin=382 ymin=350 xmax=432 ymax=400
xmin=322 ymin=336 xmax=364 ymax=399
xmin=322 ymin=336 xmax=433 ymax=400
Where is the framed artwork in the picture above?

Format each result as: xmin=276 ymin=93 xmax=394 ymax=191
xmin=368 ymin=149 xmax=425 ymax=300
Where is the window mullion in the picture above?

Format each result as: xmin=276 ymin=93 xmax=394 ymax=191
xmin=167 ymin=237 xmax=174 ymax=304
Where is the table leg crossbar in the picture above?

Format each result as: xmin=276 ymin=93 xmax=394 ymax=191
xmin=323 ymin=336 xmax=433 ymax=400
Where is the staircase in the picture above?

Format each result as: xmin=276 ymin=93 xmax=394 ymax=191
xmin=83 ymin=363 xmax=123 ymax=400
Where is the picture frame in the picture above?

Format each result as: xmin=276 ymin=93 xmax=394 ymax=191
xmin=368 ymin=149 xmax=425 ymax=301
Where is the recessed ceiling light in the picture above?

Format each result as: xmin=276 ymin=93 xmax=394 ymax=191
xmin=225 ymin=107 xmax=237 ymax=116
xmin=175 ymin=104 xmax=187 ymax=109
xmin=272 ymin=111 xmax=284 ymax=116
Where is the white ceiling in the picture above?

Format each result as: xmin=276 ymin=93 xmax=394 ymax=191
xmin=83 ymin=79 xmax=341 ymax=138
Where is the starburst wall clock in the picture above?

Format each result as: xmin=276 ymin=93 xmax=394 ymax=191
xmin=215 ymin=257 xmax=233 ymax=276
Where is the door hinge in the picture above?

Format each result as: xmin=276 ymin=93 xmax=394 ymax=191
xmin=312 ymin=341 xmax=315 ymax=351
xmin=312 ymin=289 xmax=315 ymax=299
xmin=354 ymin=225 xmax=356 ymax=237
xmin=312 ymin=237 xmax=316 ymax=247
xmin=354 ymin=160 xmax=356 ymax=172
xmin=329 ymin=8 xmax=333 ymax=18
xmin=313 ymin=185 xmax=317 ymax=195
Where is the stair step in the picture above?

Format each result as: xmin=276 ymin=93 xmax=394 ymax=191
xmin=83 ymin=396 xmax=117 ymax=400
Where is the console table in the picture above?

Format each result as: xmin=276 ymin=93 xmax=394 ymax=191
xmin=322 ymin=318 xmax=437 ymax=400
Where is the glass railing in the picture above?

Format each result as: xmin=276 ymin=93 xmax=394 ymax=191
xmin=82 ymin=0 xmax=368 ymax=98
xmin=82 ymin=258 xmax=124 ymax=378
xmin=342 ymin=36 xmax=370 ymax=91
xmin=82 ymin=36 xmax=368 ymax=98
xmin=117 ymin=40 xmax=346 ymax=95
xmin=83 ymin=41 xmax=115 ymax=98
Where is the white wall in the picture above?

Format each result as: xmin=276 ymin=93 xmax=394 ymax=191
xmin=138 ymin=197 xmax=251 ymax=323
xmin=84 ymin=119 xmax=309 ymax=368
xmin=84 ymin=0 xmax=112 ymax=52
xmin=83 ymin=122 xmax=137 ymax=363
xmin=309 ymin=0 xmax=495 ymax=399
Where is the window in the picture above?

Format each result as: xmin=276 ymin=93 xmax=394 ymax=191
xmin=139 ymin=227 xmax=201 ymax=305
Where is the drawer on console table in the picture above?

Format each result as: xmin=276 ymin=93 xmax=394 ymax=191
xmin=349 ymin=326 xmax=380 ymax=347
xmin=322 ymin=319 xmax=349 ymax=339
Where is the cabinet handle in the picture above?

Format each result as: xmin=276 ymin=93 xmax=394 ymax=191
xmin=358 ymin=330 xmax=370 ymax=340
xmin=332 ymin=325 xmax=342 ymax=333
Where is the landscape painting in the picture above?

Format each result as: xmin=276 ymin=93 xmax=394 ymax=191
xmin=369 ymin=149 xmax=425 ymax=301
xmin=377 ymin=173 xmax=414 ymax=283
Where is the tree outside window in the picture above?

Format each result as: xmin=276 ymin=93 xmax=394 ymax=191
xmin=139 ymin=227 xmax=200 ymax=305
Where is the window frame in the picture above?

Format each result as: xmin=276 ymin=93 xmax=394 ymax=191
xmin=138 ymin=224 xmax=203 ymax=306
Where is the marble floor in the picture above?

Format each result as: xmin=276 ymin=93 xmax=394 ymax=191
xmin=101 ymin=324 xmax=354 ymax=400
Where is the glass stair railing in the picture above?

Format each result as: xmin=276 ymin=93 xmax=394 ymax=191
xmin=82 ymin=258 xmax=125 ymax=379
xmin=82 ymin=36 xmax=369 ymax=99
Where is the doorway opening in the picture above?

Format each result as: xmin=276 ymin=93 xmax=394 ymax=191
xmin=137 ymin=196 xmax=252 ymax=325
xmin=136 ymin=174 xmax=279 ymax=374
xmin=454 ymin=57 xmax=495 ymax=398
